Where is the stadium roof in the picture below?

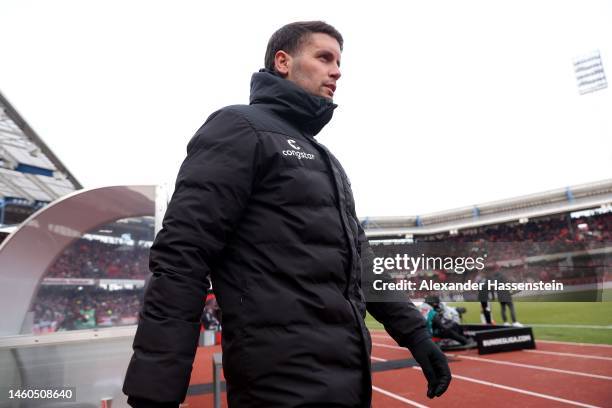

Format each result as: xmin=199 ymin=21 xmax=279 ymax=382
xmin=0 ymin=91 xmax=80 ymax=223
xmin=363 ymin=178 xmax=612 ymax=237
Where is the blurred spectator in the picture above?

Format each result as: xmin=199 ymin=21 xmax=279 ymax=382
xmin=30 ymin=286 xmax=144 ymax=334
xmin=201 ymin=294 xmax=222 ymax=330
xmin=370 ymin=211 xmax=610 ymax=300
xmin=45 ymin=239 xmax=150 ymax=279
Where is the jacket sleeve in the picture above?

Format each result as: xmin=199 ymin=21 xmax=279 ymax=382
xmin=361 ymin=224 xmax=431 ymax=349
xmin=123 ymin=108 xmax=260 ymax=404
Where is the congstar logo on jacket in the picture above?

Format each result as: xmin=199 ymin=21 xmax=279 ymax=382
xmin=282 ymin=139 xmax=315 ymax=160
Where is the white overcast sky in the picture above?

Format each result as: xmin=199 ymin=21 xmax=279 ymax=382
xmin=1 ymin=0 xmax=610 ymax=217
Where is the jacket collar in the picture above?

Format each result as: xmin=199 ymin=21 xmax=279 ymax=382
xmin=249 ymin=69 xmax=337 ymax=137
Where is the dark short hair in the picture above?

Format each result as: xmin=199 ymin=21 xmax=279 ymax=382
xmin=264 ymin=21 xmax=343 ymax=72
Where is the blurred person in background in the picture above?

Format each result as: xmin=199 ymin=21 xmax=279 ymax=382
xmin=494 ymin=269 xmax=522 ymax=327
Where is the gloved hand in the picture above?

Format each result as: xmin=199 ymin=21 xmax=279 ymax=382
xmin=409 ymin=338 xmax=452 ymax=398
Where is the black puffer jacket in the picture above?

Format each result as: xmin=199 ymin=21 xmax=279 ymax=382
xmin=123 ymin=70 xmax=429 ymax=407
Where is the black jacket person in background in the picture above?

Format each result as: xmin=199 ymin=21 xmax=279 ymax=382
xmin=123 ymin=21 xmax=451 ymax=407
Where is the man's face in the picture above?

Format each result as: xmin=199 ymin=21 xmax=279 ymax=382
xmin=279 ymin=33 xmax=342 ymax=100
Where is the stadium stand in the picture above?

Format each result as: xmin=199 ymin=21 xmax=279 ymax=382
xmin=0 ymin=93 xmax=156 ymax=336
xmin=44 ymin=224 xmax=153 ymax=280
xmin=368 ymin=208 xmax=611 ymax=301
xmin=28 ymin=216 xmax=154 ymax=333
xmin=0 ymin=91 xmax=80 ymax=227
xmin=31 ymin=286 xmax=143 ymax=334
xmin=363 ymin=179 xmax=612 ymax=238
xmin=0 ymin=88 xmax=609 ymax=407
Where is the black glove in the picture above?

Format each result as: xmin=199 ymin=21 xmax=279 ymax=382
xmin=127 ymin=395 xmax=179 ymax=408
xmin=409 ymin=338 xmax=452 ymax=398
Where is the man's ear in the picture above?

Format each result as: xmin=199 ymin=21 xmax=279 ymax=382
xmin=274 ymin=50 xmax=291 ymax=77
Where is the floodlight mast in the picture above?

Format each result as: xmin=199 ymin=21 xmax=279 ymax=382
xmin=574 ymin=50 xmax=607 ymax=95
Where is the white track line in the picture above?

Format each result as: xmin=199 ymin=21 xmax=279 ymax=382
xmin=370 ymin=332 xmax=612 ymax=352
xmin=371 ymin=356 xmax=428 ymax=407
xmin=372 ymin=385 xmax=430 ymax=408
xmin=410 ymin=367 xmax=602 ymax=408
xmin=528 ymin=324 xmax=612 ymax=329
xmin=371 ymin=334 xmax=393 ymax=340
xmin=538 ymin=339 xmax=612 ymax=348
xmin=372 ymin=355 xmax=431 ymax=408
xmin=372 ymin=343 xmax=612 ymax=381
xmin=370 ymin=330 xmax=612 ymax=343
xmin=372 ymin=343 xmax=408 ymax=350
xmin=372 ymin=339 xmax=612 ymax=360
xmin=370 ymin=355 xmax=602 ymax=408
xmin=445 ymin=353 xmax=612 ymax=381
xmin=524 ymin=349 xmax=612 ymax=361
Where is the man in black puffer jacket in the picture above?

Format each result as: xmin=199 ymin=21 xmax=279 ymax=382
xmin=123 ymin=21 xmax=451 ymax=407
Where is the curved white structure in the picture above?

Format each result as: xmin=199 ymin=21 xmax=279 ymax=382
xmin=0 ymin=185 xmax=155 ymax=336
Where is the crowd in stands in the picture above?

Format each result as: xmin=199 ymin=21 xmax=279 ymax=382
xmin=45 ymin=238 xmax=149 ymax=279
xmin=370 ymin=211 xmax=610 ymax=300
xmin=369 ymin=212 xmax=611 ymax=265
xmin=422 ymin=212 xmax=611 ymax=258
xmin=43 ymin=213 xmax=610 ymax=281
xmin=31 ymin=211 xmax=609 ymax=332
xmin=31 ymin=287 xmax=222 ymax=334
xmin=31 ymin=287 xmax=143 ymax=334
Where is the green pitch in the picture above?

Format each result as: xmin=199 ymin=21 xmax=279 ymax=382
xmin=365 ymin=300 xmax=612 ymax=345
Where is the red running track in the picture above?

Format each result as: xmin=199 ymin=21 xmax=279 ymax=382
xmin=184 ymin=330 xmax=612 ymax=407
